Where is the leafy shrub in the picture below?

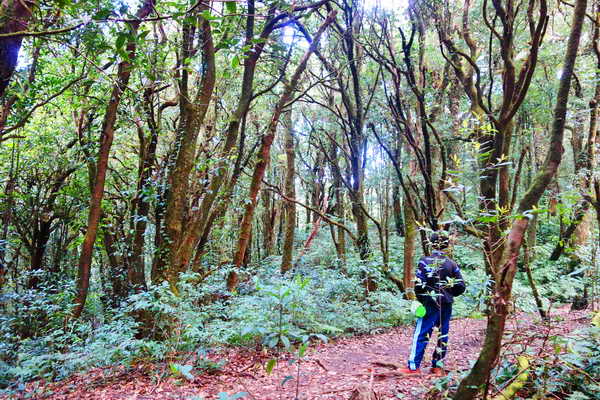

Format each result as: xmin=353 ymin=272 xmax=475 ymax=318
xmin=424 ymin=321 xmax=600 ymax=400
xmin=528 ymin=325 xmax=600 ymax=398
xmin=0 ymin=226 xmax=592 ymax=391
xmin=127 ymin=273 xmax=215 ymax=353
xmin=212 ymin=264 xmax=412 ymax=348
xmin=529 ymin=243 xmax=585 ymax=303
xmin=0 ymin=316 xmax=149 ymax=388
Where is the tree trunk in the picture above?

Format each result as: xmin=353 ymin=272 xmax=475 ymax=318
xmin=311 ymin=152 xmax=325 ymax=223
xmin=281 ymin=109 xmax=296 ymax=273
xmin=402 ymin=199 xmax=417 ymax=300
xmin=0 ymin=0 xmax=35 ymax=98
xmin=453 ymin=0 xmax=586 ymax=396
xmin=102 ymin=227 xmax=128 ymax=307
xmin=261 ymin=186 xmax=276 ymax=257
xmin=72 ymin=0 xmax=155 ymax=319
xmin=159 ymin=0 xmax=307 ymax=289
xmin=523 ymin=215 xmax=547 ymax=319
xmin=294 ymin=196 xmax=327 ymax=268
xmin=392 ymin=184 xmax=404 ymax=236
xmin=305 ymin=189 xmax=311 ymax=228
xmin=0 ymin=145 xmax=18 ymax=279
xmin=337 ymin=192 xmax=346 ymax=263
xmin=228 ymin=12 xmax=336 ymax=291
xmin=329 ymin=140 xmax=347 ymax=263
xmin=27 ymin=220 xmax=51 ymax=289
xmin=350 ymin=189 xmax=371 ymax=260
xmin=157 ymin=3 xmax=216 ymax=291
xmin=570 ymin=5 xmax=600 ymax=309
xmin=129 ymin=91 xmax=161 ymax=291
xmin=192 ymin=115 xmax=250 ymax=268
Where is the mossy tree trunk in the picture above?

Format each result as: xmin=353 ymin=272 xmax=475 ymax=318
xmin=72 ymin=0 xmax=155 ymax=319
xmin=524 ymin=214 xmax=547 ymax=319
xmin=281 ymin=108 xmax=296 ymax=273
xmin=154 ymin=1 xmax=216 ymax=292
xmin=453 ymin=0 xmax=585 ymax=396
xmin=403 ymin=200 xmax=417 ymax=300
xmin=227 ymin=12 xmax=337 ymax=291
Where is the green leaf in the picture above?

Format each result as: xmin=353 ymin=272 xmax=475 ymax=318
xmin=231 ymin=55 xmax=240 ymax=69
xmin=313 ymin=334 xmax=328 ymax=343
xmin=201 ymin=10 xmax=219 ymax=21
xmin=180 ymin=364 xmax=194 ymax=381
xmin=265 ymin=359 xmax=277 ymax=374
xmin=267 ymin=335 xmax=279 ymax=348
xmin=314 ymin=322 xmax=343 ymax=334
xmin=298 ymin=343 xmax=308 ymax=357
xmin=169 ymin=363 xmax=178 ymax=374
xmin=281 ymin=375 xmax=294 ymax=386
xmin=93 ymin=9 xmax=112 ymax=20
xmin=138 ymin=29 xmax=150 ymax=41
xmin=281 ymin=335 xmax=290 ymax=349
xmin=170 ymin=363 xmax=194 ymax=381
xmin=240 ymin=325 xmax=254 ymax=336
xmin=225 ymin=1 xmax=237 ymax=13
xmin=115 ymin=33 xmax=128 ymax=51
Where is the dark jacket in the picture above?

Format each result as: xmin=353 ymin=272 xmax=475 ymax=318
xmin=415 ymin=251 xmax=466 ymax=307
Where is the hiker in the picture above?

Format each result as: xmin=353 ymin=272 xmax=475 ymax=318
xmin=399 ymin=232 xmax=466 ymax=376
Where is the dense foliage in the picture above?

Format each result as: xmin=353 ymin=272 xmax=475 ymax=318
xmin=0 ymin=0 xmax=599 ymax=399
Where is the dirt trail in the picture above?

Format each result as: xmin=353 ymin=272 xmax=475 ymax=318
xmin=22 ymin=307 xmax=589 ymax=400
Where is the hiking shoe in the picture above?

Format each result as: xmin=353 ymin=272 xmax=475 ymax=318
xmin=397 ymin=367 xmax=421 ymax=375
xmin=430 ymin=367 xmax=445 ymax=376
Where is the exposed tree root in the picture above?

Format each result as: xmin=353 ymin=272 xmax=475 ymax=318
xmin=371 ymin=361 xmax=402 ymax=370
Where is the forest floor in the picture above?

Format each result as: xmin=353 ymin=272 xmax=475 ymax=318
xmin=17 ymin=306 xmax=591 ymax=400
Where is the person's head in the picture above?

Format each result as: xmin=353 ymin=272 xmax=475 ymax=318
xmin=429 ymin=232 xmax=449 ymax=251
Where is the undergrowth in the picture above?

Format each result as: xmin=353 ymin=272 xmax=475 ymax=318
xmin=0 ymin=233 xmax=593 ymax=396
xmin=425 ymin=323 xmax=600 ymax=400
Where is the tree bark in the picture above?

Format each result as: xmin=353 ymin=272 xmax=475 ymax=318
xmin=523 ymin=214 xmax=547 ymax=319
xmin=350 ymin=189 xmax=372 ymax=260
xmin=0 ymin=0 xmax=35 ymax=98
xmin=27 ymin=219 xmax=51 ymax=289
xmin=26 ymin=168 xmax=74 ymax=288
xmin=0 ymin=144 xmax=18 ymax=278
xmin=336 ymin=191 xmax=346 ymax=263
xmin=328 ymin=139 xmax=347 ymax=263
xmin=157 ymin=2 xmax=216 ymax=292
xmin=549 ymin=202 xmax=590 ymax=260
xmin=281 ymin=109 xmax=296 ymax=273
xmin=293 ymin=196 xmax=327 ymax=268
xmin=159 ymin=1 xmax=312 ymax=288
xmin=102 ymin=226 xmax=128 ymax=306
xmin=261 ymin=184 xmax=278 ymax=257
xmin=570 ymin=4 xmax=600 ymax=309
xmin=392 ymin=184 xmax=404 ymax=236
xmin=402 ymin=198 xmax=417 ymax=300
xmin=129 ymin=92 xmax=161 ymax=291
xmin=227 ymin=11 xmax=336 ymax=291
xmin=453 ymin=0 xmax=586 ymax=396
xmin=72 ymin=0 xmax=155 ymax=319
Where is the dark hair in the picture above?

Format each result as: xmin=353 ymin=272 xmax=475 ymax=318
xmin=429 ymin=232 xmax=449 ymax=250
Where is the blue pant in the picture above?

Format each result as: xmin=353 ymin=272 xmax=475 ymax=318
xmin=408 ymin=302 xmax=452 ymax=370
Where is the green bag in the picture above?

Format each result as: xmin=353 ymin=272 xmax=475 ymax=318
xmin=410 ymin=301 xmax=426 ymax=318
